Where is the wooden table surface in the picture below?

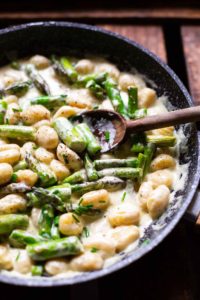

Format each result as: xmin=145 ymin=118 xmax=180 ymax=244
xmin=0 ymin=5 xmax=200 ymax=300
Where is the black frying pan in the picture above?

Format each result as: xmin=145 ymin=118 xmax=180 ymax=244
xmin=0 ymin=22 xmax=199 ymax=287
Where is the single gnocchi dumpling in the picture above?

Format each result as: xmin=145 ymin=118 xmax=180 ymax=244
xmin=83 ymin=236 xmax=116 ymax=258
xmin=147 ymin=185 xmax=170 ymax=219
xmin=75 ymin=59 xmax=95 ymax=74
xmin=70 ymin=251 xmax=104 ymax=272
xmin=108 ymin=203 xmax=140 ymax=227
xmin=95 ymin=62 xmax=120 ymax=80
xmin=80 ymin=189 xmax=110 ymax=210
xmin=108 ymin=225 xmax=140 ymax=252
xmin=45 ymin=259 xmax=69 ymax=275
xmin=138 ymin=87 xmax=156 ymax=108
xmin=137 ymin=181 xmax=153 ymax=211
xmin=150 ymin=154 xmax=176 ymax=171
xmin=146 ymin=169 xmax=173 ymax=189
xmin=59 ymin=212 xmax=83 ymax=236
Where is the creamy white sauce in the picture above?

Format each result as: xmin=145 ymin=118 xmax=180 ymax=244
xmin=0 ymin=56 xmax=189 ymax=280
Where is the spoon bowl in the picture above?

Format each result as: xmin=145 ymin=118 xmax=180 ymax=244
xmin=81 ymin=106 xmax=200 ymax=152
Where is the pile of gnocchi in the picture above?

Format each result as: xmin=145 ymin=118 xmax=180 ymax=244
xmin=0 ymin=54 xmax=185 ymax=278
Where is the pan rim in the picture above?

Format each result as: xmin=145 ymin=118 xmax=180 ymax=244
xmin=0 ymin=21 xmax=199 ymax=287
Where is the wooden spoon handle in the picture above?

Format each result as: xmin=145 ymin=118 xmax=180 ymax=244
xmin=126 ymin=106 xmax=200 ymax=132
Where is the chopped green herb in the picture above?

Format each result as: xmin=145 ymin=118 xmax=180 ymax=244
xmin=11 ymin=173 xmax=18 ymax=183
xmin=82 ymin=226 xmax=90 ymax=238
xmin=73 ymin=204 xmax=94 ymax=216
xmin=72 ymin=214 xmax=80 ymax=223
xmin=5 ymin=118 xmax=9 ymax=124
xmin=31 ymin=265 xmax=43 ymax=276
xmin=12 ymin=108 xmax=22 ymax=113
xmin=15 ymin=251 xmax=20 ymax=261
xmin=93 ymin=105 xmax=99 ymax=110
xmin=91 ymin=247 xmax=99 ymax=253
xmin=121 ymin=191 xmax=127 ymax=202
xmin=104 ymin=131 xmax=110 ymax=142
xmin=142 ymin=238 xmax=150 ymax=246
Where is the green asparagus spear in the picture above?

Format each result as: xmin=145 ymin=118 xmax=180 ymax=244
xmin=38 ymin=204 xmax=54 ymax=239
xmin=27 ymin=188 xmax=65 ymax=212
xmin=0 ymin=81 xmax=31 ymax=97
xmin=0 ymin=183 xmax=31 ymax=196
xmin=26 ymin=64 xmax=50 ymax=95
xmin=0 ymin=125 xmax=36 ymax=141
xmin=9 ymin=230 xmax=45 ymax=247
xmin=71 ymin=176 xmax=125 ymax=194
xmin=48 ymin=183 xmax=71 ymax=203
xmin=30 ymin=95 xmax=66 ymax=110
xmin=25 ymin=153 xmax=57 ymax=187
xmin=0 ymin=101 xmax=7 ymax=124
xmin=53 ymin=117 xmax=86 ymax=153
xmin=27 ymin=236 xmax=83 ymax=261
xmin=146 ymin=135 xmax=176 ymax=147
xmin=31 ymin=265 xmax=43 ymax=276
xmin=0 ymin=214 xmax=29 ymax=235
xmin=84 ymin=154 xmax=98 ymax=181
xmin=52 ymin=56 xmax=78 ymax=83
xmin=127 ymin=86 xmax=138 ymax=117
xmin=131 ymin=143 xmax=145 ymax=153
xmin=94 ymin=158 xmax=138 ymax=170
xmin=50 ymin=216 xmax=60 ymax=240
xmin=62 ymin=169 xmax=87 ymax=184
xmin=143 ymin=143 xmax=156 ymax=178
xmin=97 ymin=167 xmax=142 ymax=180
xmin=104 ymin=78 xmax=128 ymax=118
xmin=27 ymin=184 xmax=71 ymax=211
xmin=75 ymin=123 xmax=101 ymax=156
xmin=13 ymin=160 xmax=27 ymax=172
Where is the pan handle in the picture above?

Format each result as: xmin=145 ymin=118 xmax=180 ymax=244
xmin=184 ymin=190 xmax=200 ymax=224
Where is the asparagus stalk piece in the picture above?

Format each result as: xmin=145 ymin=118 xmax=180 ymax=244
xmin=143 ymin=143 xmax=156 ymax=178
xmin=84 ymin=154 xmax=98 ymax=181
xmin=38 ymin=204 xmax=54 ymax=239
xmin=0 ymin=214 xmax=29 ymax=235
xmin=71 ymin=176 xmax=125 ymax=194
xmin=104 ymin=78 xmax=128 ymax=118
xmin=52 ymin=56 xmax=78 ymax=83
xmin=75 ymin=123 xmax=101 ymax=156
xmin=62 ymin=169 xmax=87 ymax=184
xmin=26 ymin=64 xmax=50 ymax=95
xmin=131 ymin=143 xmax=145 ymax=153
xmin=25 ymin=153 xmax=57 ymax=187
xmin=85 ymin=73 xmax=107 ymax=100
xmin=27 ymin=236 xmax=83 ymax=261
xmin=0 ymin=183 xmax=31 ymax=196
xmin=30 ymin=95 xmax=66 ymax=110
xmin=27 ymin=184 xmax=71 ymax=211
xmin=50 ymin=217 xmax=60 ymax=240
xmin=97 ymin=167 xmax=142 ymax=179
xmin=128 ymin=86 xmax=138 ymax=117
xmin=133 ymin=108 xmax=147 ymax=119
xmin=13 ymin=160 xmax=27 ymax=172
xmin=94 ymin=158 xmax=138 ymax=170
xmin=53 ymin=117 xmax=86 ymax=153
xmin=0 ymin=81 xmax=31 ymax=97
xmin=27 ymin=188 xmax=65 ymax=212
xmin=146 ymin=135 xmax=176 ymax=147
xmin=0 ymin=125 xmax=36 ymax=141
xmin=0 ymin=101 xmax=7 ymax=124
xmin=9 ymin=230 xmax=45 ymax=247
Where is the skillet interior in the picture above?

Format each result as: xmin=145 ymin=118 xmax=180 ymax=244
xmin=0 ymin=21 xmax=199 ymax=287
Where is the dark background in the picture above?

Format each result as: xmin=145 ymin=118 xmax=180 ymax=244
xmin=0 ymin=1 xmax=200 ymax=299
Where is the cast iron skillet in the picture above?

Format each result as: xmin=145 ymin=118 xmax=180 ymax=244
xmin=0 ymin=22 xmax=199 ymax=287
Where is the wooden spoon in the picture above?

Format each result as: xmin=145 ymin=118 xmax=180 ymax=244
xmin=80 ymin=107 xmax=200 ymax=153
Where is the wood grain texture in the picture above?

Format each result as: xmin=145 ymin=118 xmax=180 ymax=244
xmin=182 ymin=26 xmax=200 ymax=104
xmin=0 ymin=8 xmax=199 ymax=20
xmin=99 ymin=25 xmax=166 ymax=61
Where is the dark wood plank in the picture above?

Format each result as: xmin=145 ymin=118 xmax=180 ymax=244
xmin=99 ymin=25 xmax=167 ymax=61
xmin=181 ymin=26 xmax=200 ymax=104
xmin=0 ymin=8 xmax=199 ymax=21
